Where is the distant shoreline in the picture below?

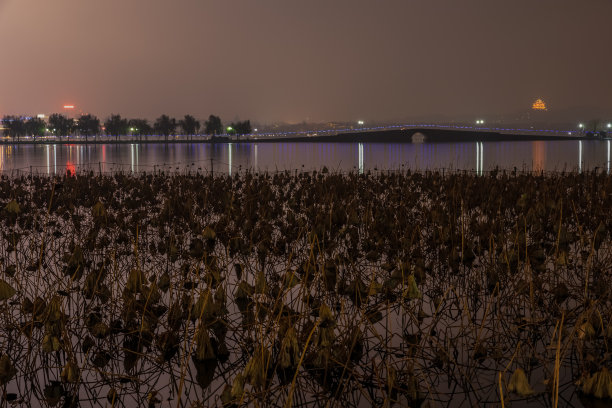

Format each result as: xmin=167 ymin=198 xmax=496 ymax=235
xmin=0 ymin=128 xmax=603 ymax=145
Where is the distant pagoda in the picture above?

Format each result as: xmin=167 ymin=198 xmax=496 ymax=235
xmin=532 ymin=98 xmax=547 ymax=111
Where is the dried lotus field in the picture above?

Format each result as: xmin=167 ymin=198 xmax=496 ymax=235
xmin=0 ymin=169 xmax=611 ymax=407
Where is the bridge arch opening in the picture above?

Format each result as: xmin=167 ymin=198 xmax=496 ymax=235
xmin=411 ymin=132 xmax=426 ymax=143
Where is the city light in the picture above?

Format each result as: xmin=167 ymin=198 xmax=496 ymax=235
xmin=607 ymin=123 xmax=611 ymax=128
xmin=578 ymin=123 xmax=584 ymax=128
xmin=475 ymin=119 xmax=485 ymax=125
xmin=227 ymin=126 xmax=233 ymax=131
xmin=357 ymin=120 xmax=365 ymax=125
xmin=63 ymin=105 xmax=75 ymax=109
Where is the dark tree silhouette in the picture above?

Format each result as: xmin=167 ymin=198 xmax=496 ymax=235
xmin=104 ymin=114 xmax=129 ymax=141
xmin=25 ymin=117 xmax=46 ymax=140
xmin=204 ymin=115 xmax=223 ymax=136
xmin=230 ymin=120 xmax=252 ymax=140
xmin=77 ymin=114 xmax=100 ymax=142
xmin=179 ymin=115 xmax=200 ymax=138
xmin=48 ymin=113 xmax=74 ymax=139
xmin=2 ymin=116 xmax=26 ymax=141
xmin=154 ymin=115 xmax=177 ymax=141
xmin=129 ymin=119 xmax=152 ymax=140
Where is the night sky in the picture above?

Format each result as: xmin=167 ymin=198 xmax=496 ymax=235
xmin=1 ymin=0 xmax=611 ymax=123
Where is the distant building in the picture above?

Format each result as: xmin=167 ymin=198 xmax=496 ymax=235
xmin=523 ymin=98 xmax=550 ymax=125
xmin=532 ymin=98 xmax=547 ymax=111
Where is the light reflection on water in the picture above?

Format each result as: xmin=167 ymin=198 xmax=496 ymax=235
xmin=0 ymin=140 xmax=610 ymax=175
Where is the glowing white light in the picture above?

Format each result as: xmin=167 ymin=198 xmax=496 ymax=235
xmin=607 ymin=123 xmax=611 ymax=128
xmin=358 ymin=120 xmax=365 ymax=125
xmin=476 ymin=142 xmax=483 ymax=175
xmin=608 ymin=140 xmax=610 ymax=175
xmin=228 ymin=143 xmax=232 ymax=176
xmin=37 ymin=114 xmax=45 ymax=119
xmin=358 ymin=143 xmax=364 ymax=174
xmin=254 ymin=144 xmax=258 ymax=169
xmin=579 ymin=123 xmax=584 ymax=128
xmin=579 ymin=140 xmax=582 ymax=173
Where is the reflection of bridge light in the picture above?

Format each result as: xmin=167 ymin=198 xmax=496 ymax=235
xmin=228 ymin=143 xmax=232 ymax=176
xmin=607 ymin=140 xmax=610 ymax=175
xmin=358 ymin=143 xmax=364 ymax=174
xmin=131 ymin=144 xmax=134 ymax=173
xmin=578 ymin=141 xmax=582 ymax=173
xmin=46 ymin=145 xmax=49 ymax=174
xmin=0 ymin=146 xmax=4 ymax=172
xmin=475 ymin=142 xmax=483 ymax=175
xmin=54 ymin=145 xmax=57 ymax=174
xmin=254 ymin=144 xmax=258 ymax=170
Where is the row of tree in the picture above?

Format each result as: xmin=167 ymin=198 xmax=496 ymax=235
xmin=1 ymin=114 xmax=252 ymax=141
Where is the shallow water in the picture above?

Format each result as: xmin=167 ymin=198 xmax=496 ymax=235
xmin=0 ymin=140 xmax=610 ymax=175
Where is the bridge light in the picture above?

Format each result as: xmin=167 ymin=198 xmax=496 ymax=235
xmin=578 ymin=123 xmax=584 ymax=128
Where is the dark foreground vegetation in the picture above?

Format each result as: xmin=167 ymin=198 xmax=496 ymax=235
xmin=0 ymin=169 xmax=611 ymax=407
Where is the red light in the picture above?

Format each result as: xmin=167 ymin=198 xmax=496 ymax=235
xmin=66 ymin=161 xmax=76 ymax=177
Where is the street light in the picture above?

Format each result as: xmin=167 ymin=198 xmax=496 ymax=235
xmin=578 ymin=123 xmax=584 ymax=129
xmin=357 ymin=120 xmax=364 ymax=126
xmin=607 ymin=123 xmax=611 ymax=129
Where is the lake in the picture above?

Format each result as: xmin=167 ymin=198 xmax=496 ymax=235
xmin=0 ymin=139 xmax=610 ymax=175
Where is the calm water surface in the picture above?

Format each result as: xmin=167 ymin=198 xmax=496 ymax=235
xmin=0 ymin=140 xmax=610 ymax=175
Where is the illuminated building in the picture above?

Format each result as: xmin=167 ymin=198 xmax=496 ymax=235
xmin=532 ymin=98 xmax=547 ymax=111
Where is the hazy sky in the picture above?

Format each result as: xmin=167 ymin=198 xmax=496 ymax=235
xmin=1 ymin=0 xmax=611 ymax=123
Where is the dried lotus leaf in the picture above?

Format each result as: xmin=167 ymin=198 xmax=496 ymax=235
xmin=0 ymin=280 xmax=16 ymax=301
xmin=508 ymin=368 xmax=534 ymax=396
